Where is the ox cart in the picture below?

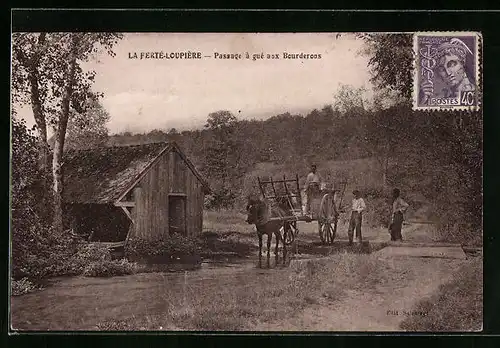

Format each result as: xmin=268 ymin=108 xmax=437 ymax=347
xmin=257 ymin=175 xmax=347 ymax=246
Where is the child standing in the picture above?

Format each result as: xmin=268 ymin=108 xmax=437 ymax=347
xmin=348 ymin=190 xmax=366 ymax=245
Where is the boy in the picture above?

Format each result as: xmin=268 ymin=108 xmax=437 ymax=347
xmin=348 ymin=190 xmax=366 ymax=245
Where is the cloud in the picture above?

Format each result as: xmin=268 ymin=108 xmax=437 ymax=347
xmin=103 ymin=92 xmax=183 ymax=133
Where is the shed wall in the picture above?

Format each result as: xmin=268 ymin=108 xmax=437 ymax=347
xmin=132 ymin=149 xmax=204 ymax=239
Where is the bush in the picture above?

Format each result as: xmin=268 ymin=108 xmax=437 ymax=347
xmin=61 ymin=243 xmax=113 ymax=276
xmin=125 ymin=233 xmax=201 ymax=263
xmin=82 ymin=258 xmax=138 ymax=277
xmin=13 ymin=234 xmax=133 ymax=280
xmin=12 ymin=224 xmax=86 ymax=280
xmin=11 ymin=277 xmax=41 ymax=296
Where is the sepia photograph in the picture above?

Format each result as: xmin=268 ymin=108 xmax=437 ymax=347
xmin=10 ymin=31 xmax=483 ymax=332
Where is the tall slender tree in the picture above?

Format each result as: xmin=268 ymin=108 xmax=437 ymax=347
xmin=12 ymin=32 xmax=123 ymax=233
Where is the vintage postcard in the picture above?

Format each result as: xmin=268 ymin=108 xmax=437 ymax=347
xmin=10 ymin=32 xmax=483 ymax=332
xmin=413 ymin=31 xmax=482 ymax=110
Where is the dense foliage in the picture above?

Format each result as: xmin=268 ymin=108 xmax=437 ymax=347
xmin=11 ymin=118 xmax=57 ymax=279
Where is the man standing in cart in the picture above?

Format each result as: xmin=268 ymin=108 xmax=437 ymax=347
xmin=303 ymin=164 xmax=324 ymax=216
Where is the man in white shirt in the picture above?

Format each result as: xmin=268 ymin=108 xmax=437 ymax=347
xmin=348 ymin=189 xmax=366 ymax=245
xmin=303 ymin=164 xmax=323 ymax=216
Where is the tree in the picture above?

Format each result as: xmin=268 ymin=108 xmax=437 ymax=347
xmin=203 ymin=111 xmax=237 ymax=178
xmin=356 ymin=34 xmax=416 ymax=186
xmin=361 ymin=103 xmax=413 ymax=187
xmin=11 ymin=33 xmax=50 ymax=174
xmin=202 ymin=111 xmax=244 ymax=209
xmin=12 ymin=32 xmax=123 ymax=234
xmin=333 ymin=84 xmax=367 ymax=115
xmin=65 ymin=98 xmax=110 ymax=150
xmin=204 ymin=110 xmax=237 ymax=142
xmin=360 ymin=33 xmax=413 ymax=100
xmin=360 ymin=33 xmax=483 ymax=242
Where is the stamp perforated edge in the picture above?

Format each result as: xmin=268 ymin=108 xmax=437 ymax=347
xmin=411 ymin=31 xmax=482 ymax=112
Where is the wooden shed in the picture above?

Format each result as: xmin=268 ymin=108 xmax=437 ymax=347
xmin=62 ymin=142 xmax=210 ymax=244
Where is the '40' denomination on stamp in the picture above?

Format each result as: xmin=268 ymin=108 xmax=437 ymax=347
xmin=413 ymin=32 xmax=482 ymax=111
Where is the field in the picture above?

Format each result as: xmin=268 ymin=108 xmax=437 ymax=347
xmin=10 ymin=210 xmax=482 ymax=332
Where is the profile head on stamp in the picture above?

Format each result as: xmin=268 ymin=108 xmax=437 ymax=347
xmin=434 ymin=38 xmax=475 ymax=92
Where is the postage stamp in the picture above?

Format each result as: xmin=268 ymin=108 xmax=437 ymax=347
xmin=413 ymin=32 xmax=482 ymax=111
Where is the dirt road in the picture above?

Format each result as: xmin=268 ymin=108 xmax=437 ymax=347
xmin=249 ymin=255 xmax=466 ymax=331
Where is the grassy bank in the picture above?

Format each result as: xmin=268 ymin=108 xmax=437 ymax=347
xmin=399 ymin=257 xmax=483 ymax=332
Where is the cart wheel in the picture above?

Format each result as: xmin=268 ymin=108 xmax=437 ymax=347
xmin=318 ymin=193 xmax=338 ymax=245
xmin=281 ymin=221 xmax=298 ymax=246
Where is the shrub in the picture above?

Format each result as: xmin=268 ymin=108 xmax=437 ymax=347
xmin=82 ymin=258 xmax=138 ymax=277
xmin=12 ymin=224 xmax=85 ymax=280
xmin=11 ymin=277 xmax=41 ymax=296
xmin=125 ymin=233 xmax=201 ymax=263
xmin=61 ymin=243 xmax=113 ymax=276
xmin=13 ymin=235 xmax=132 ymax=280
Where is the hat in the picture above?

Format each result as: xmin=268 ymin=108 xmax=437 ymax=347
xmin=435 ymin=38 xmax=473 ymax=63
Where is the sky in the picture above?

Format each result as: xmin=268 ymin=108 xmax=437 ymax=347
xmin=15 ymin=33 xmax=373 ymax=134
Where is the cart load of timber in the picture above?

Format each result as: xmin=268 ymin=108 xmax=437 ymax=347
xmin=256 ymin=175 xmax=347 ymax=245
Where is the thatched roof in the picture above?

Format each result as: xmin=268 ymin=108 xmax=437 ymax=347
xmin=62 ymin=142 xmax=209 ymax=204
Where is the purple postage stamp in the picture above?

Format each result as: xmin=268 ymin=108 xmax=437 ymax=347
xmin=413 ymin=32 xmax=482 ymax=111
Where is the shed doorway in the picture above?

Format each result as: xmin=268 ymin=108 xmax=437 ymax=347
xmin=169 ymin=195 xmax=187 ymax=236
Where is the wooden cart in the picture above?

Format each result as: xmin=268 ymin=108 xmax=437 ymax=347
xmin=257 ymin=175 xmax=347 ymax=245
